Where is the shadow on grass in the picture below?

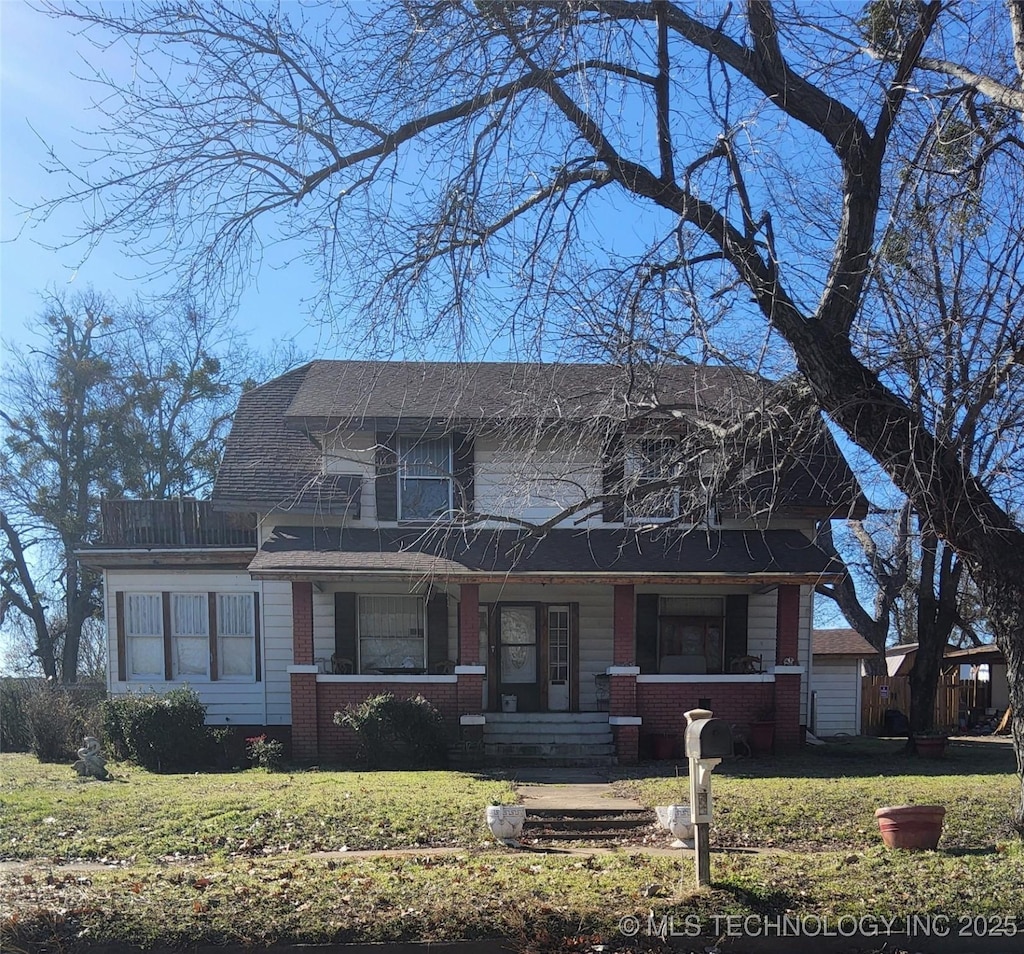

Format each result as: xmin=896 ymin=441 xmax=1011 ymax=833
xmin=620 ymin=737 xmax=1017 ymax=781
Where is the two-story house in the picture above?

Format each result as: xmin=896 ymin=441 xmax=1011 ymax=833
xmin=83 ymin=360 xmax=865 ymax=764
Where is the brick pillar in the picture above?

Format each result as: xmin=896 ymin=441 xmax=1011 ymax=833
xmin=613 ymin=584 xmax=635 ymax=665
xmin=290 ymin=671 xmax=319 ymax=760
xmin=289 ymin=583 xmax=318 ymax=760
xmin=612 ymin=724 xmax=640 ymax=765
xmin=775 ymin=584 xmax=800 ymax=664
xmin=774 ymin=673 xmax=802 ymax=751
xmin=458 ymin=584 xmax=480 ymax=665
xmin=457 ymin=672 xmax=484 ymax=713
xmin=292 ymin=581 xmax=314 ymax=665
xmin=609 ymin=670 xmax=637 ymax=716
xmin=610 ymin=585 xmax=640 ymax=763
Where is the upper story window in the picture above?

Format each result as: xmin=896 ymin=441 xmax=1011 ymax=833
xmin=625 ymin=439 xmax=680 ymax=522
xmin=398 ymin=435 xmax=452 ymax=520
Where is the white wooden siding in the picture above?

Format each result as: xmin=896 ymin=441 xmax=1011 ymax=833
xmin=322 ymin=430 xmax=377 ymax=522
xmin=474 ymin=436 xmax=603 ymax=528
xmin=260 ymin=579 xmax=293 ymax=725
xmin=104 ymin=569 xmax=269 ymax=726
xmin=811 ymin=658 xmax=861 ymax=735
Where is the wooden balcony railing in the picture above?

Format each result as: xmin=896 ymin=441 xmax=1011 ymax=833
xmin=99 ymin=499 xmax=256 ymax=548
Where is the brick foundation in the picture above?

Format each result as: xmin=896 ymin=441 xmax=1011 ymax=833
xmin=313 ymin=680 xmax=460 ymax=763
xmin=636 ymin=680 xmax=799 ymax=751
xmin=612 ymin=724 xmax=640 ymax=765
xmin=290 ymin=671 xmax=319 ymax=760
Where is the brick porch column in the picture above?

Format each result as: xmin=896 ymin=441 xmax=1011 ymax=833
xmin=775 ymin=584 xmax=800 ymax=665
xmin=289 ymin=582 xmax=318 ymax=760
xmin=774 ymin=584 xmax=802 ymax=751
xmin=455 ymin=584 xmax=485 ymax=757
xmin=458 ymin=583 xmax=480 ymax=666
xmin=610 ymin=584 xmax=640 ymax=764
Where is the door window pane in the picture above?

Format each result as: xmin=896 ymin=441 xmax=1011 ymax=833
xmin=500 ymin=606 xmax=536 ymax=683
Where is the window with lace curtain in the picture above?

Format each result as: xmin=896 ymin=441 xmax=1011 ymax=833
xmin=398 ymin=435 xmax=452 ymax=520
xmin=217 ymin=593 xmax=255 ymax=679
xmin=125 ymin=593 xmax=164 ymax=679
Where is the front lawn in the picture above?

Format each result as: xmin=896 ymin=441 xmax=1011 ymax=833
xmin=2 ymin=739 xmax=1022 ymax=951
xmin=621 ymin=737 xmax=1021 ymax=850
xmin=0 ymin=756 xmax=514 ymax=861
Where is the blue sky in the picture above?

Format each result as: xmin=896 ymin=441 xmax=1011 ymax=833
xmin=1 ymin=1 xmax=334 ymax=356
xmin=0 ymin=0 xmax=868 ymax=649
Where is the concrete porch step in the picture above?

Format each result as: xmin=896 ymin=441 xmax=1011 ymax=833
xmin=485 ymin=712 xmax=609 ymax=723
xmin=523 ymin=808 xmax=655 ymax=842
xmin=484 ymin=741 xmax=615 ymax=758
xmin=485 ymin=722 xmax=611 ymax=738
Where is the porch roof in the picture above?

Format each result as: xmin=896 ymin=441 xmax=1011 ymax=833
xmin=248 ymin=526 xmax=842 ymax=584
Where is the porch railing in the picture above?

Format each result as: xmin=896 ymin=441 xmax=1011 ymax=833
xmin=99 ymin=499 xmax=256 ymax=548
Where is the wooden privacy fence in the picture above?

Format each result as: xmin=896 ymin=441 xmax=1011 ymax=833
xmin=861 ymin=673 xmax=960 ymax=734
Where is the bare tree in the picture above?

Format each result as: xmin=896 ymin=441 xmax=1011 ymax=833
xmin=1 ymin=291 xmax=275 ymax=681
xmin=27 ymin=0 xmax=1024 ymax=822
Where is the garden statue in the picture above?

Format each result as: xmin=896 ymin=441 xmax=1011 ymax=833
xmin=73 ymin=736 xmax=110 ymax=780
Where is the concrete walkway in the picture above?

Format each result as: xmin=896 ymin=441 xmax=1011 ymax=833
xmin=508 ymin=767 xmax=645 ymax=812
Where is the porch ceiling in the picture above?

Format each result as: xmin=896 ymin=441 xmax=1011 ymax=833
xmin=247 ymin=526 xmax=843 ymax=584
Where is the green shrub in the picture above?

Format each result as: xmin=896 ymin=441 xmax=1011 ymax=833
xmin=335 ymin=693 xmax=448 ymax=768
xmin=0 ymin=678 xmax=32 ymax=753
xmin=102 ymin=687 xmax=224 ymax=772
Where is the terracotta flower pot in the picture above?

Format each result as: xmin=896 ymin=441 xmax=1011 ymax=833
xmin=914 ymin=736 xmax=948 ymax=758
xmin=875 ymin=805 xmax=945 ymax=849
xmin=748 ymin=721 xmax=775 ymax=756
xmin=652 ymin=733 xmax=676 ymax=760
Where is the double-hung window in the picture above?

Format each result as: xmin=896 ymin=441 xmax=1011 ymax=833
xmin=125 ymin=593 xmax=164 ymax=679
xmin=398 ymin=435 xmax=452 ymax=520
xmin=171 ymin=594 xmax=209 ymax=678
xmin=217 ymin=593 xmax=255 ymax=679
xmin=358 ymin=595 xmax=425 ymax=672
xmin=625 ymin=439 xmax=680 ymax=522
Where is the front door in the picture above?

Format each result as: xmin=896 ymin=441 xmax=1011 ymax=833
xmin=497 ymin=603 xmax=542 ymax=711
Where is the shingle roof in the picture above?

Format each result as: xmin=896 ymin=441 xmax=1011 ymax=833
xmin=213 ymin=364 xmax=361 ymax=514
xmin=812 ymin=628 xmax=877 ymax=657
xmin=283 ymin=360 xmax=756 ymax=424
xmin=248 ymin=526 xmax=842 ymax=578
xmin=213 ymin=360 xmax=866 ymax=517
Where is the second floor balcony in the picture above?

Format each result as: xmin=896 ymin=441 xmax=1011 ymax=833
xmin=99 ymin=499 xmax=256 ymax=549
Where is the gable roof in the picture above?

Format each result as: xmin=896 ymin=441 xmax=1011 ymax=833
xmin=213 ymin=360 xmax=867 ymax=517
xmin=812 ymin=628 xmax=877 ymax=657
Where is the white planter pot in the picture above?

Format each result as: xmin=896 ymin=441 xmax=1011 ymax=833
xmin=655 ymin=804 xmax=694 ymax=849
xmin=486 ymin=804 xmax=527 ymax=845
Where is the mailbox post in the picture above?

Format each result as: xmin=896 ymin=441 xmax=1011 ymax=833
xmin=683 ymin=708 xmax=733 ymax=887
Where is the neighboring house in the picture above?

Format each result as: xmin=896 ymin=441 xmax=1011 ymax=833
xmin=81 ymin=361 xmax=865 ymax=764
xmin=943 ymin=645 xmax=1010 ymax=715
xmin=810 ymin=628 xmax=876 ymax=736
xmin=884 ymin=641 xmax=961 ymax=677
